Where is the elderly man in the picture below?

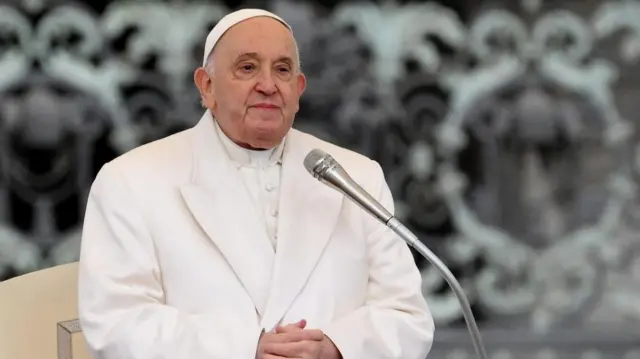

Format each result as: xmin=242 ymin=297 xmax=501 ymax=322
xmin=78 ymin=8 xmax=434 ymax=359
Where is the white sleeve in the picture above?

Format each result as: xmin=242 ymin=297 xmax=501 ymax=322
xmin=323 ymin=160 xmax=435 ymax=359
xmin=78 ymin=162 xmax=261 ymax=359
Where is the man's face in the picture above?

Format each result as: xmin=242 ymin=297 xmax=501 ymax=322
xmin=195 ymin=17 xmax=306 ymax=149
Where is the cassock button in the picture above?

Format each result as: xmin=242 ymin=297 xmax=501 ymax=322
xmin=266 ymin=184 xmax=276 ymax=192
xmin=270 ymin=209 xmax=278 ymax=217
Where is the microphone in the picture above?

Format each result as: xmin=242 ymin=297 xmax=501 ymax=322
xmin=303 ymin=148 xmax=489 ymax=359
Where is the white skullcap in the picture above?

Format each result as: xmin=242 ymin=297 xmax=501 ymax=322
xmin=202 ymin=8 xmax=292 ymax=66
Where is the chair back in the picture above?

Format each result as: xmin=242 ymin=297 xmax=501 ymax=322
xmin=0 ymin=262 xmax=91 ymax=359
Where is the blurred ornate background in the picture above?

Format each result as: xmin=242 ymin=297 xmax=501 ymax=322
xmin=1 ymin=0 xmax=640 ymax=357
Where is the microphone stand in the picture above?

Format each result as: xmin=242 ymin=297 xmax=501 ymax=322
xmin=304 ymin=150 xmax=488 ymax=359
xmin=386 ymin=217 xmax=489 ymax=359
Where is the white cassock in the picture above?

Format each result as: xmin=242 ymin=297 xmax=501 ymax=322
xmin=77 ymin=110 xmax=435 ymax=359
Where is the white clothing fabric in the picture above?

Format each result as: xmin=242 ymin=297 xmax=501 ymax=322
xmin=213 ymin=120 xmax=284 ymax=249
xmin=77 ymin=110 xmax=435 ymax=359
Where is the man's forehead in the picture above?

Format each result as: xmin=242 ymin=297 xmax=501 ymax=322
xmin=233 ymin=16 xmax=290 ymax=31
xmin=202 ymin=9 xmax=293 ymax=66
xmin=216 ymin=18 xmax=296 ymax=58
xmin=222 ymin=17 xmax=292 ymax=45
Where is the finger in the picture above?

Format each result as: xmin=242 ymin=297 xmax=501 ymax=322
xmin=275 ymin=325 xmax=296 ymax=334
xmin=275 ymin=319 xmax=306 ymax=333
xmin=284 ymin=319 xmax=306 ymax=330
xmin=300 ymin=329 xmax=324 ymax=341
xmin=262 ymin=355 xmax=293 ymax=359
xmin=265 ymin=340 xmax=318 ymax=357
xmin=264 ymin=330 xmax=305 ymax=344
xmin=275 ymin=320 xmax=307 ymax=333
xmin=270 ymin=329 xmax=325 ymax=343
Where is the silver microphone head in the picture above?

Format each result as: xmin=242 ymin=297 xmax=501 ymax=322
xmin=303 ymin=148 xmax=334 ymax=179
xmin=303 ymin=148 xmax=394 ymax=224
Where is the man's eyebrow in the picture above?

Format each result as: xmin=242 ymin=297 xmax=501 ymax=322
xmin=276 ymin=56 xmax=294 ymax=66
xmin=234 ymin=52 xmax=260 ymax=62
xmin=233 ymin=52 xmax=294 ymax=65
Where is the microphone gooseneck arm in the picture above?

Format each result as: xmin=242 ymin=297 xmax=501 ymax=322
xmin=305 ymin=150 xmax=489 ymax=359
xmin=386 ymin=219 xmax=488 ymax=359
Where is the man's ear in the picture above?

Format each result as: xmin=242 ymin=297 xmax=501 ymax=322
xmin=294 ymin=72 xmax=307 ymax=113
xmin=297 ymin=72 xmax=307 ymax=96
xmin=194 ymin=67 xmax=215 ymax=108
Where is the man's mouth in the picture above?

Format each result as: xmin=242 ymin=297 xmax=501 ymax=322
xmin=252 ymin=103 xmax=280 ymax=109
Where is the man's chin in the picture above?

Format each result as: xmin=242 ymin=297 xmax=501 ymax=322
xmin=248 ymin=127 xmax=289 ymax=148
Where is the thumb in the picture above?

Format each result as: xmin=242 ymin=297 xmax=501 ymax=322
xmin=275 ymin=319 xmax=307 ymax=333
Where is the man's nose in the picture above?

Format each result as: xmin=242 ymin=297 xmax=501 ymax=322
xmin=255 ymin=71 xmax=277 ymax=95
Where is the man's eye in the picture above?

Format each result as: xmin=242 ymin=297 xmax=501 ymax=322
xmin=277 ymin=67 xmax=290 ymax=73
xmin=240 ymin=64 xmax=255 ymax=71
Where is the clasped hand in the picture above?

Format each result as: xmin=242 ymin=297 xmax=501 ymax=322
xmin=256 ymin=319 xmax=341 ymax=359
